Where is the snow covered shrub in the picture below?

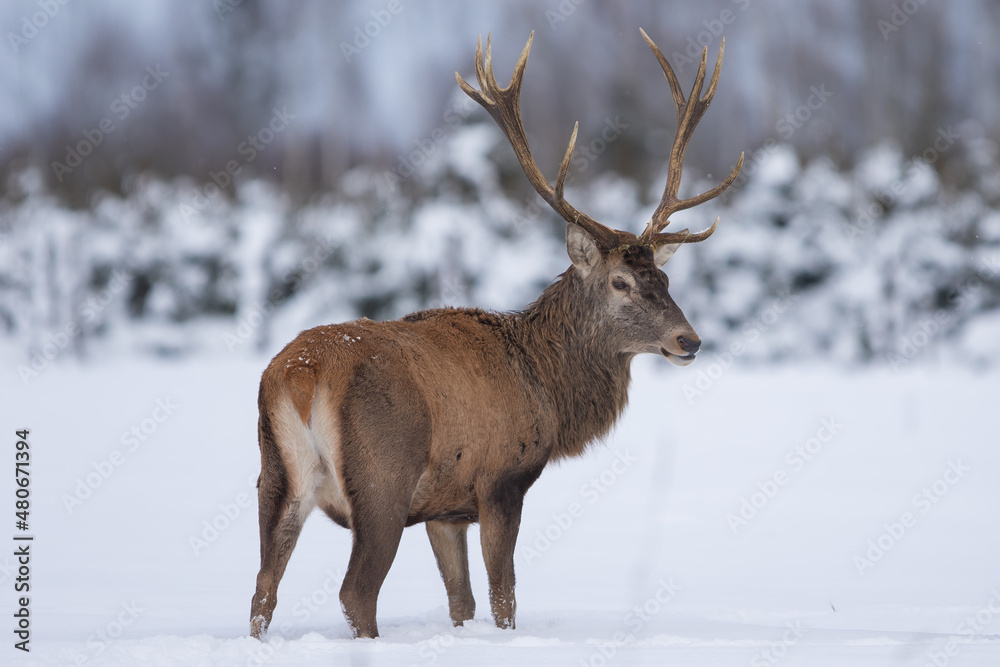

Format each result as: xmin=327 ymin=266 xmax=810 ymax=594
xmin=1 ymin=129 xmax=998 ymax=367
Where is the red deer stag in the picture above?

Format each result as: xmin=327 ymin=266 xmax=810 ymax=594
xmin=250 ymin=28 xmax=742 ymax=639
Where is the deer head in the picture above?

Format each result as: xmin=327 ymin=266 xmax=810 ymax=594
xmin=457 ymin=29 xmax=743 ymax=366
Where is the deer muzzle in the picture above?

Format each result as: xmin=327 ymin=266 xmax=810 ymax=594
xmin=661 ymin=332 xmax=701 ymax=366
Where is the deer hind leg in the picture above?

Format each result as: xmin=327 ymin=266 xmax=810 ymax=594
xmin=427 ymin=520 xmax=476 ymax=625
xmin=250 ymin=404 xmax=315 ymax=639
xmin=338 ymin=362 xmax=431 ymax=638
xmin=338 ymin=497 xmax=409 ymax=638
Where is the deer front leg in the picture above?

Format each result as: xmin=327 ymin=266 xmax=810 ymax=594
xmin=478 ymin=499 xmax=523 ymax=629
xmin=427 ymin=520 xmax=476 ymax=625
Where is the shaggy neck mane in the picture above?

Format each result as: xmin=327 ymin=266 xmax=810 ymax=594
xmin=515 ymin=267 xmax=632 ymax=460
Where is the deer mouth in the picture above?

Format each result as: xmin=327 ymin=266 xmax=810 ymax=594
xmin=661 ymin=348 xmax=697 ymax=366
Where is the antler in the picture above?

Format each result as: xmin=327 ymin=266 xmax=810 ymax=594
xmin=457 ymin=30 xmax=742 ymax=253
xmin=456 ymin=32 xmax=628 ymax=252
xmin=638 ymin=29 xmax=744 ymax=246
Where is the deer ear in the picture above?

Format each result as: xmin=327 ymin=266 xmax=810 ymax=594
xmin=653 ymin=242 xmax=681 ymax=267
xmin=566 ymin=223 xmax=602 ymax=276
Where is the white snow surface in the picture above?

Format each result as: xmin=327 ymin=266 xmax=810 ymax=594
xmin=2 ymin=355 xmax=998 ymax=666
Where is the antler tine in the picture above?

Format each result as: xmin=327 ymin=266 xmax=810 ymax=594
xmin=702 ymin=39 xmax=726 ymax=104
xmin=457 ymin=32 xmax=622 ymax=251
xmin=554 ymin=122 xmax=578 ymax=204
xmin=652 ymin=217 xmax=719 ymax=245
xmin=483 ymin=35 xmax=500 ymax=94
xmin=639 ymin=30 xmax=743 ymax=245
xmin=640 ymin=28 xmax=685 ymax=116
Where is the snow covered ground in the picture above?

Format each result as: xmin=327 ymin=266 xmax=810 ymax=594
xmin=2 ymin=352 xmax=998 ymax=666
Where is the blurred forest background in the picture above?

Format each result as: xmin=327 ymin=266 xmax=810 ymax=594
xmin=1 ymin=0 xmax=999 ymax=370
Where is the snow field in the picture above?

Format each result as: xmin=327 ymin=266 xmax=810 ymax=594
xmin=1 ymin=354 xmax=998 ymax=665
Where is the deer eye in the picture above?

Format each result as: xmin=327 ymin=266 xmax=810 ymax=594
xmin=611 ymin=278 xmax=629 ymax=291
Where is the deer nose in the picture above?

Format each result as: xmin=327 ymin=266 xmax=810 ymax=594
xmin=676 ymin=335 xmax=701 ymax=354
